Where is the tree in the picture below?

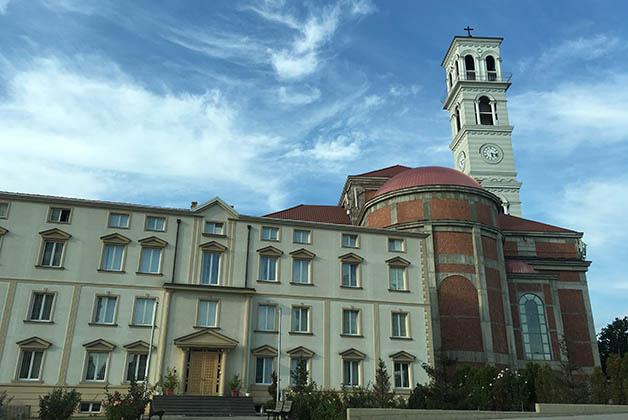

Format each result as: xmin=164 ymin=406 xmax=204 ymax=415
xmin=421 ymin=351 xmax=467 ymax=410
xmin=598 ymin=316 xmax=628 ymax=372
xmin=372 ymin=358 xmax=394 ymax=408
xmin=291 ymin=359 xmax=309 ymax=394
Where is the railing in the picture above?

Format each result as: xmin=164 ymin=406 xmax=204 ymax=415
xmin=441 ymin=72 xmax=513 ymax=104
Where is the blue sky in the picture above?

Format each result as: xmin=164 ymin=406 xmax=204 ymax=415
xmin=0 ymin=0 xmax=626 ymax=331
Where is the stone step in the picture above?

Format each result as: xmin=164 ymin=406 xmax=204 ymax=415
xmin=152 ymin=395 xmax=257 ymax=417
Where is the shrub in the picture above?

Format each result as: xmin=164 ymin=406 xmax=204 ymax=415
xmin=102 ymin=380 xmax=150 ymax=420
xmin=372 ymin=358 xmax=394 ymax=408
xmin=38 ymin=388 xmax=81 ymax=420
xmin=491 ymin=368 xmax=528 ymax=411
xmin=590 ymin=366 xmax=608 ymax=404
xmin=406 ymin=383 xmax=428 ymax=409
xmin=0 ymin=390 xmax=13 ymax=408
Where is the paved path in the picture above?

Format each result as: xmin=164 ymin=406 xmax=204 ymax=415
xmin=161 ymin=416 xmax=628 ymax=420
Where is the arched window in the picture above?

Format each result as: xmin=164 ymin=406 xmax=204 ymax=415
xmin=448 ymin=72 xmax=452 ymax=88
xmin=478 ymin=96 xmax=494 ymax=125
xmin=454 ymin=106 xmax=461 ymax=132
xmin=519 ymin=294 xmax=552 ymax=361
xmin=486 ymin=56 xmax=497 ymax=81
xmin=455 ymin=61 xmax=460 ymax=80
xmin=464 ymin=55 xmax=475 ymax=80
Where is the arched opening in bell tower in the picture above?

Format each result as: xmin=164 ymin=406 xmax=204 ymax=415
xmin=464 ymin=55 xmax=475 ymax=80
xmin=486 ymin=55 xmax=497 ymax=81
xmin=477 ymin=96 xmax=494 ymax=125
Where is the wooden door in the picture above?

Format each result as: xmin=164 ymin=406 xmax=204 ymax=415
xmin=187 ymin=349 xmax=221 ymax=395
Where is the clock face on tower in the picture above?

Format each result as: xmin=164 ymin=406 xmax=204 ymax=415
xmin=479 ymin=143 xmax=503 ymax=164
xmin=457 ymin=152 xmax=466 ymax=171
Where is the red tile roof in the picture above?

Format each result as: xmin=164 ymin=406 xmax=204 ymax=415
xmin=354 ymin=165 xmax=411 ymax=178
xmin=263 ymin=205 xmax=351 ymax=225
xmin=497 ymin=214 xmax=575 ymax=233
xmin=374 ymin=166 xmax=483 ymax=197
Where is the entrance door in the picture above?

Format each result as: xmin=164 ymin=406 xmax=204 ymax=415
xmin=186 ymin=349 xmax=222 ymax=395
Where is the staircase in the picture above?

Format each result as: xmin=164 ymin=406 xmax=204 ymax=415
xmin=152 ymin=395 xmax=257 ymax=417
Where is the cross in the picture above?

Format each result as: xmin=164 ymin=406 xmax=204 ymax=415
xmin=464 ymin=26 xmax=474 ymax=37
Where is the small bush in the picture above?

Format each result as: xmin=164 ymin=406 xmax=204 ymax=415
xmin=102 ymin=380 xmax=150 ymax=420
xmin=38 ymin=388 xmax=81 ymax=420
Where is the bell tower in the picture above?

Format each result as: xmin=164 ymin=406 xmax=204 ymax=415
xmin=441 ymin=32 xmax=523 ymax=216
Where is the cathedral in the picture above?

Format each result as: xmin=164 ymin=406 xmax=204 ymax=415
xmin=0 ymin=35 xmax=598 ymax=414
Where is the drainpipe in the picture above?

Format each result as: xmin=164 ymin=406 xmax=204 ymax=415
xmin=244 ymin=225 xmax=251 ymax=288
xmin=171 ymin=219 xmax=181 ymax=283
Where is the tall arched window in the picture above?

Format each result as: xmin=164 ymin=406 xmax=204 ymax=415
xmin=455 ymin=61 xmax=460 ymax=80
xmin=478 ymin=96 xmax=494 ymax=125
xmin=448 ymin=72 xmax=452 ymax=88
xmin=519 ymin=294 xmax=552 ymax=360
xmin=464 ymin=55 xmax=475 ymax=80
xmin=486 ymin=56 xmax=497 ymax=81
xmin=454 ymin=106 xmax=461 ymax=132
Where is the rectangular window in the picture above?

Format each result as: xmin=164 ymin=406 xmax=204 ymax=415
xmin=80 ymin=402 xmax=102 ymax=413
xmin=197 ymin=300 xmax=218 ymax=327
xmin=342 ymin=233 xmax=358 ymax=248
xmin=29 ymin=292 xmax=54 ymax=321
xmin=257 ymin=305 xmax=275 ymax=331
xmin=261 ymin=227 xmax=279 ymax=241
xmin=204 ymin=222 xmax=224 ymax=235
xmin=394 ymin=362 xmax=410 ymax=388
xmin=392 ymin=313 xmax=408 ymax=338
xmin=342 ymin=263 xmax=358 ymax=287
xmin=388 ymin=238 xmax=404 ymax=252
xmin=260 ymin=256 xmax=277 ymax=281
xmin=140 ymin=248 xmax=162 ymax=273
xmin=343 ymin=360 xmax=359 ymax=387
xmin=133 ymin=298 xmax=155 ymax=326
xmin=85 ymin=352 xmax=108 ymax=381
xmin=292 ymin=259 xmax=309 ymax=284
xmin=108 ymin=213 xmax=129 ymax=228
xmin=145 ymin=216 xmax=166 ymax=231
xmin=102 ymin=244 xmax=124 ymax=271
xmin=48 ymin=207 xmax=71 ymax=223
xmin=0 ymin=202 xmax=8 ymax=218
xmin=293 ymin=230 xmax=310 ymax=244
xmin=40 ymin=241 xmax=64 ymax=267
xmin=201 ymin=252 xmax=220 ymax=285
xmin=342 ymin=309 xmax=359 ymax=335
xmin=389 ymin=267 xmax=405 ymax=290
xmin=126 ymin=353 xmax=148 ymax=382
xmin=255 ymin=357 xmax=273 ymax=384
xmin=93 ymin=296 xmax=117 ymax=324
xmin=18 ymin=350 xmax=43 ymax=380
xmin=291 ymin=307 xmax=309 ymax=333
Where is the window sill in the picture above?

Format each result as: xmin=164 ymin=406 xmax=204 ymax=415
xmin=12 ymin=379 xmax=43 ymax=384
xmin=340 ymin=285 xmax=362 ymax=289
xmin=98 ymin=269 xmax=125 ymax=274
xmin=80 ymin=381 xmax=109 ymax=386
xmin=193 ymin=325 xmax=220 ymax=330
xmin=388 ymin=249 xmax=406 ymax=253
xmin=289 ymin=331 xmax=313 ymax=336
xmin=202 ymin=233 xmax=227 ymax=238
xmin=290 ymin=282 xmax=313 ymax=286
xmin=128 ymin=324 xmax=156 ymax=328
xmin=257 ymin=280 xmax=280 ymax=284
xmin=260 ymin=239 xmax=280 ymax=242
xmin=47 ymin=221 xmax=70 ymax=225
xmin=340 ymin=334 xmax=363 ymax=338
xmin=88 ymin=322 xmax=118 ymax=327
xmin=108 ymin=226 xmax=129 ymax=230
xmin=293 ymin=242 xmax=311 ymax=245
xmin=23 ymin=320 xmax=54 ymax=324
xmin=388 ymin=288 xmax=410 ymax=293
xmin=253 ymin=329 xmax=278 ymax=334
xmin=390 ymin=336 xmax=412 ymax=341
xmin=34 ymin=265 xmax=64 ymax=270
xmin=145 ymin=229 xmax=166 ymax=233
xmin=136 ymin=272 xmax=163 ymax=276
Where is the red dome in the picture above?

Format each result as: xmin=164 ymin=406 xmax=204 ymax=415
xmin=505 ymin=261 xmax=538 ymax=274
xmin=374 ymin=166 xmax=484 ymax=197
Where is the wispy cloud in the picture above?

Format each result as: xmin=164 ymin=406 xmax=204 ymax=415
xmin=286 ymin=134 xmax=361 ymax=161
xmin=0 ymin=0 xmax=9 ymax=14
xmin=277 ymin=86 xmax=321 ymax=105
xmin=538 ymin=34 xmax=622 ymax=67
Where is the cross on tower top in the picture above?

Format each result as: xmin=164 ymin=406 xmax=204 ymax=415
xmin=464 ymin=26 xmax=474 ymax=37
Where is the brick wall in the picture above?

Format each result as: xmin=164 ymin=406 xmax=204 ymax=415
xmin=396 ymin=200 xmax=422 ymax=223
xmin=430 ymin=198 xmax=470 ymax=220
xmin=535 ymin=241 xmax=578 ymax=259
xmin=433 ymin=231 xmax=474 ymax=255
xmin=367 ymin=206 xmax=391 ymax=228
xmin=438 ymin=275 xmax=484 ymax=352
xmin=558 ymin=289 xmax=594 ymax=367
xmin=475 ymin=202 xmax=494 ymax=226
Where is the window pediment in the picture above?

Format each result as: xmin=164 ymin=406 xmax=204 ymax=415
xmin=123 ymin=340 xmax=155 ymax=353
xmin=339 ymin=253 xmax=363 ymax=263
xmin=39 ymin=228 xmax=72 ymax=240
xmin=200 ymin=241 xmax=227 ymax=253
xmin=83 ymin=338 xmax=116 ymax=351
xmin=17 ymin=336 xmax=52 ymax=350
xmin=290 ymin=248 xmax=315 ymax=260
xmin=389 ymin=350 xmax=416 ymax=362
xmin=287 ymin=346 xmax=314 ymax=359
xmin=138 ymin=236 xmax=168 ymax=248
xmin=257 ymin=246 xmax=283 ymax=257
xmin=0 ymin=226 xmax=7 ymax=236
xmin=174 ymin=329 xmax=238 ymax=349
xmin=252 ymin=344 xmax=278 ymax=357
xmin=100 ymin=233 xmax=131 ymax=245
xmin=386 ymin=256 xmax=410 ymax=267
xmin=339 ymin=348 xmax=366 ymax=360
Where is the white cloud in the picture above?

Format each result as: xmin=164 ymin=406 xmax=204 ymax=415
xmin=348 ymin=0 xmax=376 ymax=16
xmin=538 ymin=34 xmax=622 ymax=67
xmin=277 ymin=86 xmax=321 ymax=105
xmin=509 ymin=75 xmax=628 ymax=150
xmin=550 ymin=177 xmax=628 ymax=248
xmin=0 ymin=56 xmax=289 ymax=209
xmin=389 ymin=83 xmax=421 ymax=96
xmin=286 ymin=134 xmax=360 ymax=161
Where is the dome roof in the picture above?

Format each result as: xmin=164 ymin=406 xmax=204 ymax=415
xmin=505 ymin=261 xmax=538 ymax=274
xmin=373 ymin=166 xmax=484 ymax=197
